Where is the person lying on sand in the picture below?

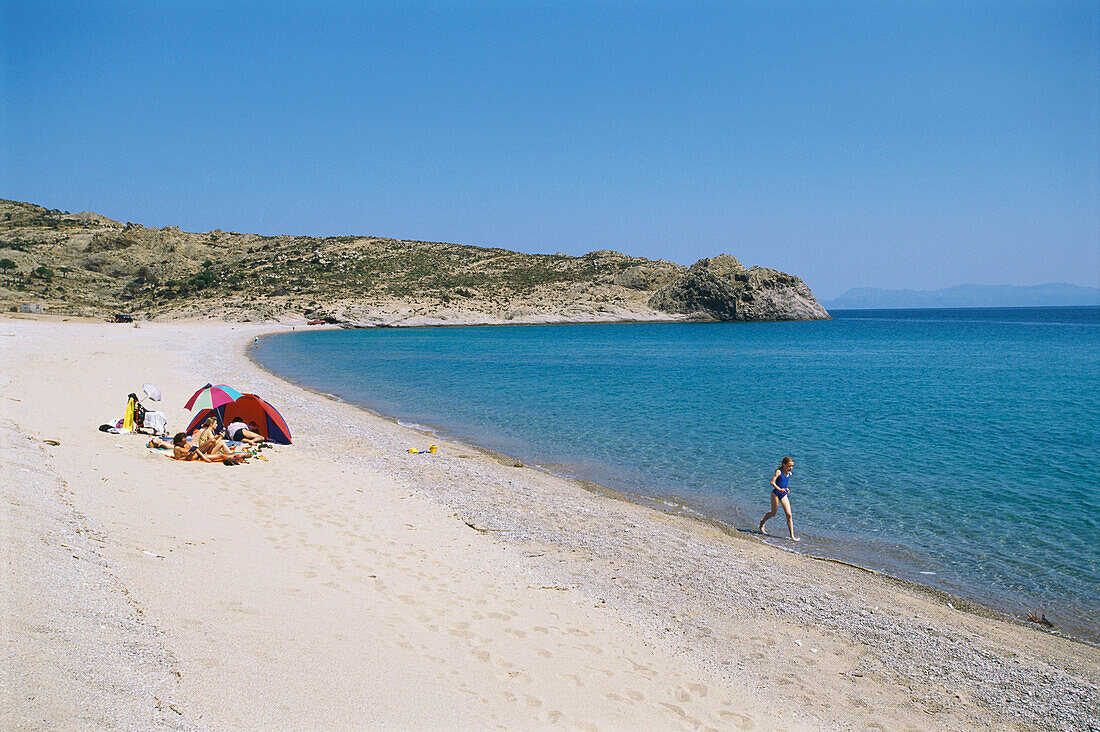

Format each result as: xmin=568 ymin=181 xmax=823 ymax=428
xmin=759 ymin=456 xmax=799 ymax=541
xmin=172 ymin=432 xmax=248 ymax=463
xmin=225 ymin=418 xmax=264 ymax=446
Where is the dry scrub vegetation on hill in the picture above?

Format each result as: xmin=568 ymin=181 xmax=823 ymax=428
xmin=0 ymin=199 xmax=828 ymax=325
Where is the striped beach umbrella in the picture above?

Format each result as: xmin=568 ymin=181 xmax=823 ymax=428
xmin=184 ymin=383 xmax=243 ymax=412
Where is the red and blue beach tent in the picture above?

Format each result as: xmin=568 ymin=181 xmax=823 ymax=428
xmin=186 ymin=392 xmax=292 ymax=444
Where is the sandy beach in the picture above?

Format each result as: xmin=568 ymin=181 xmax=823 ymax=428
xmin=1 ymin=316 xmax=1096 ymax=730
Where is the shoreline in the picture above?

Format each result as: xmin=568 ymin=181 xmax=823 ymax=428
xmin=251 ymin=324 xmax=1098 ymax=647
xmin=2 ymin=315 xmax=1097 ymax=730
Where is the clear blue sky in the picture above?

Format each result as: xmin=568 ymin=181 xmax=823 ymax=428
xmin=2 ymin=1 xmax=1097 ymax=299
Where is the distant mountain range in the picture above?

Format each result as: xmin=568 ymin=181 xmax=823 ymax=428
xmin=826 ymin=283 xmax=1100 ymax=310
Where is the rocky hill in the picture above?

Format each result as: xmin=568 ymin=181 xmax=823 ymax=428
xmin=0 ymin=199 xmax=829 ymax=325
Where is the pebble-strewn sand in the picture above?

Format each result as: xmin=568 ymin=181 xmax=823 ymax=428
xmin=1 ymin=315 xmax=1096 ymax=731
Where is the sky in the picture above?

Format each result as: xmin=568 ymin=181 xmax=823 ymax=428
xmin=2 ymin=1 xmax=1097 ymax=299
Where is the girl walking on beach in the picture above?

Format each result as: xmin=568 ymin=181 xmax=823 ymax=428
xmin=759 ymin=457 xmax=799 ymax=541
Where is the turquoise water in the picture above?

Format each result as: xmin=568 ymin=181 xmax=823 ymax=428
xmin=256 ymin=307 xmax=1100 ymax=641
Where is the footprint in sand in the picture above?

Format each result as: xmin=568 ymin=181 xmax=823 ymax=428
xmin=457 ymin=688 xmax=488 ymax=704
xmin=624 ymin=659 xmax=659 ymax=679
xmin=718 ymin=709 xmax=757 ymax=729
xmin=584 ymin=665 xmax=614 ymax=678
xmin=659 ymin=702 xmax=687 ymax=719
xmin=687 ymin=683 xmax=708 ymax=697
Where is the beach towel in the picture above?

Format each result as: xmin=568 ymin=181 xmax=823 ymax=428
xmin=142 ymin=410 xmax=168 ymax=435
xmin=166 ymin=454 xmax=242 ymax=465
xmin=123 ymin=397 xmax=135 ymax=431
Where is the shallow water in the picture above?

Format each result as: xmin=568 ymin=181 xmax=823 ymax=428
xmin=256 ymin=307 xmax=1100 ymax=641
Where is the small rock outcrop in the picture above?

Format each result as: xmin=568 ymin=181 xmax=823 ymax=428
xmin=648 ymin=255 xmax=830 ymax=321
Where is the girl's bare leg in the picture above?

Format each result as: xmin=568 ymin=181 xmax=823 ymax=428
xmin=780 ymin=495 xmax=798 ymax=541
xmin=203 ymin=438 xmax=233 ymax=456
xmin=216 ymin=440 xmax=249 ymax=461
xmin=759 ymin=493 xmax=779 ymax=534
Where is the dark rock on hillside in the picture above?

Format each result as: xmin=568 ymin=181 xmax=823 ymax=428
xmin=648 ymin=255 xmax=830 ymax=321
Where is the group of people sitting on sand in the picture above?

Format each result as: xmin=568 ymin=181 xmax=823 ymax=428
xmin=148 ymin=416 xmax=268 ymax=465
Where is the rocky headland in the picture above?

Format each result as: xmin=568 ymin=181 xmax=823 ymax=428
xmin=648 ymin=254 xmax=829 ymax=321
xmin=0 ymin=199 xmax=829 ymax=325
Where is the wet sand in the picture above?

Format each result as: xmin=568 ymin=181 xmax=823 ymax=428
xmin=1 ymin=315 xmax=1096 ymax=730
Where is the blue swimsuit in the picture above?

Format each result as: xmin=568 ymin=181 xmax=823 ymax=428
xmin=772 ymin=469 xmax=791 ymax=499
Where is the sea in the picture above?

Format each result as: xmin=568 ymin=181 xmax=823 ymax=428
xmin=255 ymin=306 xmax=1100 ymax=642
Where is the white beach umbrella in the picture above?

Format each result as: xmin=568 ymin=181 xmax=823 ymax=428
xmin=141 ymin=383 xmax=162 ymax=402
